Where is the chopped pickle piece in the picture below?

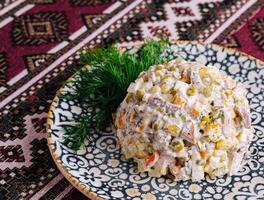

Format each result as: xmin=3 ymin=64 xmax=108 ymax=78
xmin=156 ymin=106 xmax=164 ymax=113
xmin=136 ymin=90 xmax=144 ymax=101
xmin=126 ymin=93 xmax=133 ymax=104
xmin=171 ymin=139 xmax=184 ymax=152
xmin=169 ymin=66 xmax=177 ymax=71
xmin=153 ymin=122 xmax=160 ymax=131
xmin=170 ymin=88 xmax=177 ymax=96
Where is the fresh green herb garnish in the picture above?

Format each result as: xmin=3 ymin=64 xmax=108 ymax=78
xmin=61 ymin=38 xmax=169 ymax=150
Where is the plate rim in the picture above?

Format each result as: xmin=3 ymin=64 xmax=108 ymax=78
xmin=46 ymin=40 xmax=264 ymax=200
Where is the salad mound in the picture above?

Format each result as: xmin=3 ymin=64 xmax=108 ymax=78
xmin=114 ymin=58 xmax=253 ymax=181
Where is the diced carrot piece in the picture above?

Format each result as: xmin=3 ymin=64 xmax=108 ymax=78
xmin=173 ymin=97 xmax=186 ymax=106
xmin=145 ymin=152 xmax=158 ymax=166
xmin=119 ymin=139 xmax=125 ymax=145
xmin=191 ymin=108 xmax=200 ymax=117
xmin=129 ymin=113 xmax=136 ymax=122
xmin=210 ymin=123 xmax=220 ymax=129
xmin=180 ymin=75 xmax=190 ymax=83
xmin=127 ymin=139 xmax=133 ymax=144
xmin=200 ymin=151 xmax=207 ymax=159
xmin=118 ymin=114 xmax=126 ymax=129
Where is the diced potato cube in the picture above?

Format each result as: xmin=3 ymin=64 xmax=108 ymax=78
xmin=135 ymin=149 xmax=148 ymax=159
xmin=161 ymin=84 xmax=170 ymax=93
xmin=199 ymin=67 xmax=209 ymax=78
xmin=151 ymin=85 xmax=161 ymax=93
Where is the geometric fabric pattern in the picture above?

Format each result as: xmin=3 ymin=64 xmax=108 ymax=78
xmin=12 ymin=12 xmax=68 ymax=46
xmin=0 ymin=0 xmax=263 ymax=199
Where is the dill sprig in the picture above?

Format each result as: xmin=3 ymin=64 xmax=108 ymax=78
xmin=61 ymin=38 xmax=169 ymax=150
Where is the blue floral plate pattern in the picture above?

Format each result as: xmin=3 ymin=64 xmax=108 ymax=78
xmin=47 ymin=41 xmax=264 ymax=200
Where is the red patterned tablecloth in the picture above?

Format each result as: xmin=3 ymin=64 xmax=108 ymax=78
xmin=0 ymin=0 xmax=263 ymax=199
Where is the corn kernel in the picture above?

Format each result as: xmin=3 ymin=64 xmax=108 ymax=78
xmin=156 ymin=65 xmax=163 ymax=70
xmin=167 ymin=125 xmax=180 ymax=135
xmin=187 ymin=85 xmax=196 ymax=96
xmin=216 ymin=140 xmax=233 ymax=150
xmin=155 ymin=71 xmax=162 ymax=77
xmin=209 ymin=123 xmax=221 ymax=130
xmin=161 ymin=84 xmax=170 ymax=93
xmin=204 ymin=163 xmax=211 ymax=172
xmin=203 ymin=86 xmax=212 ymax=97
xmin=163 ymin=74 xmax=171 ymax=79
xmin=225 ymin=90 xmax=233 ymax=97
xmin=201 ymin=115 xmax=210 ymax=124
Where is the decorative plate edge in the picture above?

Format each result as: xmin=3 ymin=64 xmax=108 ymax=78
xmin=45 ymin=40 xmax=264 ymax=200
